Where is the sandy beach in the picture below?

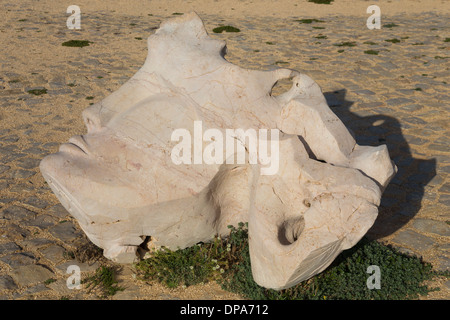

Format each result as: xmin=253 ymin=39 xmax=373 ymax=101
xmin=0 ymin=0 xmax=449 ymax=300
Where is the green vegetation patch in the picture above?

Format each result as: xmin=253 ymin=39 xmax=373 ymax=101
xmin=363 ymin=41 xmax=377 ymax=45
xmin=212 ymin=26 xmax=240 ymax=33
xmin=364 ymin=50 xmax=379 ymax=55
xmin=62 ymin=40 xmax=92 ymax=47
xmin=383 ymin=23 xmax=399 ymax=28
xmin=136 ymin=235 xmax=230 ymax=288
xmin=83 ymin=266 xmax=124 ymax=298
xmin=334 ymin=41 xmax=357 ymax=47
xmin=295 ymin=18 xmax=324 ymax=24
xmin=385 ymin=38 xmax=401 ymax=43
xmin=444 ymin=38 xmax=450 ymax=42
xmin=27 ymin=88 xmax=47 ymax=95
xmin=135 ymin=223 xmax=447 ymax=300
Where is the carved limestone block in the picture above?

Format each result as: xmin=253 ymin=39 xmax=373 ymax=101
xmin=40 ymin=12 xmax=396 ymax=290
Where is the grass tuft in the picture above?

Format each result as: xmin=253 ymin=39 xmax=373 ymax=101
xmin=62 ymin=40 xmax=92 ymax=47
xmin=364 ymin=50 xmax=379 ymax=55
xmin=83 ymin=266 xmax=124 ymax=298
xmin=27 ymin=88 xmax=47 ymax=95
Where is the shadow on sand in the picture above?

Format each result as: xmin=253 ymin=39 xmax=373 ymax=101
xmin=323 ymin=89 xmax=436 ymax=240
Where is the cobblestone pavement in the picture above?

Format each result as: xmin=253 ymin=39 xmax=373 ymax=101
xmin=0 ymin=5 xmax=449 ymax=300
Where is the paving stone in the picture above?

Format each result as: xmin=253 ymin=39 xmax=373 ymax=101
xmin=0 ymin=252 xmax=36 ymax=268
xmin=11 ymin=264 xmax=54 ymax=287
xmin=0 ymin=179 xmax=9 ymax=189
xmin=0 ymin=165 xmax=10 ymax=175
xmin=0 ymin=205 xmax=36 ymax=220
xmin=412 ymin=218 xmax=450 ymax=237
xmin=22 ymin=196 xmax=50 ymax=209
xmin=22 ymin=214 xmax=58 ymax=229
xmin=0 ymin=242 xmax=21 ymax=255
xmin=49 ymin=221 xmax=82 ymax=242
xmin=0 ymin=223 xmax=31 ymax=241
xmin=39 ymin=245 xmax=66 ymax=264
xmin=435 ymin=256 xmax=450 ymax=272
xmin=22 ymin=283 xmax=51 ymax=295
xmin=0 ymin=275 xmax=18 ymax=290
xmin=4 ymin=169 xmax=36 ymax=179
xmin=47 ymin=204 xmax=70 ymax=219
xmin=438 ymin=194 xmax=450 ymax=206
xmin=386 ymin=98 xmax=415 ymax=106
xmin=20 ymin=238 xmax=54 ymax=250
xmin=15 ymin=157 xmax=41 ymax=170
xmin=392 ymin=229 xmax=435 ymax=252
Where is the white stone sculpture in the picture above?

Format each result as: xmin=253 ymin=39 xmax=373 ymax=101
xmin=40 ymin=12 xmax=396 ymax=290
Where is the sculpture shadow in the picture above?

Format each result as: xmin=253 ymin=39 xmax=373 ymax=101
xmin=323 ymin=89 xmax=436 ymax=239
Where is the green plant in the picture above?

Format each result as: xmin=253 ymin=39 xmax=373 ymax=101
xmin=383 ymin=23 xmax=399 ymax=28
xmin=172 ymin=12 xmax=184 ymax=15
xmin=363 ymin=41 xmax=377 ymax=45
xmin=314 ymin=35 xmax=327 ymax=39
xmin=62 ymin=40 xmax=92 ymax=47
xmin=135 ymin=222 xmax=447 ymax=300
xmin=295 ymin=19 xmax=324 ymax=24
xmin=364 ymin=50 xmax=379 ymax=55
xmin=83 ymin=266 xmax=124 ymax=298
xmin=222 ymin=228 xmax=446 ymax=300
xmin=135 ymin=235 xmax=232 ymax=288
xmin=385 ymin=38 xmax=401 ymax=43
xmin=444 ymin=38 xmax=450 ymax=42
xmin=212 ymin=26 xmax=240 ymax=33
xmin=44 ymin=278 xmax=56 ymax=285
xmin=27 ymin=88 xmax=47 ymax=95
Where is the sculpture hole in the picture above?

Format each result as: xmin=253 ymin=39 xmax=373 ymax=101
xmin=270 ymin=77 xmax=294 ymax=97
xmin=278 ymin=216 xmax=305 ymax=245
